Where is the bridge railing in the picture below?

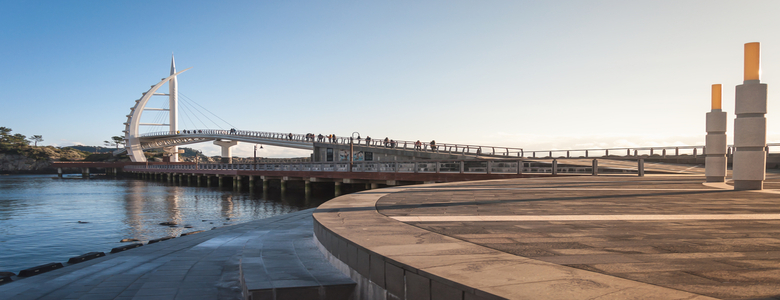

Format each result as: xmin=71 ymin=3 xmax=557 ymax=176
xmin=126 ymin=159 xmax=633 ymax=175
xmin=138 ymin=130 xmax=780 ymax=159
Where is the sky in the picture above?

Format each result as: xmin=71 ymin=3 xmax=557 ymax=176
xmin=2 ymin=1 xmax=780 ymax=158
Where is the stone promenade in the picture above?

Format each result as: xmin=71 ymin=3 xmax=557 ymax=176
xmin=314 ymin=172 xmax=780 ymax=300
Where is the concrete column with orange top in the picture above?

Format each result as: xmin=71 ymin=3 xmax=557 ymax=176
xmin=733 ymin=42 xmax=768 ymax=190
xmin=705 ymin=84 xmax=728 ymax=182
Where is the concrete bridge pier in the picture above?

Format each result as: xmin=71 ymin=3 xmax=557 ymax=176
xmin=234 ymin=176 xmax=242 ymax=190
xmin=262 ymin=178 xmax=268 ymax=191
xmin=280 ymin=179 xmax=287 ymax=193
xmin=206 ymin=176 xmax=212 ymax=187
xmin=305 ymin=180 xmax=311 ymax=195
xmin=334 ymin=182 xmax=342 ymax=197
xmin=57 ymin=168 xmax=63 ymax=178
xmin=81 ymin=168 xmax=90 ymax=179
xmin=214 ymin=140 xmax=239 ymax=163
xmin=248 ymin=175 xmax=255 ymax=190
xmin=217 ymin=175 xmax=224 ymax=189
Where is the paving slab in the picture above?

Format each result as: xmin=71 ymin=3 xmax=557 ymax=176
xmin=365 ymin=174 xmax=780 ymax=299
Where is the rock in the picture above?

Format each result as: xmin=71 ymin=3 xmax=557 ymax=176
xmin=77 ymin=221 xmax=89 ymax=224
xmin=184 ymin=225 xmax=193 ymax=228
xmin=120 ymin=238 xmax=139 ymax=242
xmin=159 ymin=222 xmax=177 ymax=226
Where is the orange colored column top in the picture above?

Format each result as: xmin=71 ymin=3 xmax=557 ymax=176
xmin=711 ymin=84 xmax=721 ymax=110
xmin=744 ymin=42 xmax=760 ymax=81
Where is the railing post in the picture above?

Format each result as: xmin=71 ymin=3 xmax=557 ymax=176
xmin=675 ymin=147 xmax=679 ymax=156
xmin=638 ymin=159 xmax=644 ymax=177
xmin=436 ymin=161 xmax=440 ymax=174
xmin=486 ymin=160 xmax=492 ymax=174
xmin=548 ymin=151 xmax=552 ymax=158
xmin=693 ymin=148 xmax=698 ymax=159
xmin=460 ymin=161 xmax=465 ymax=174
xmin=592 ymin=159 xmax=598 ymax=175
xmin=650 ymin=148 xmax=654 ymax=156
xmin=627 ymin=149 xmax=631 ymax=156
xmin=552 ymin=159 xmax=558 ymax=175
xmin=517 ymin=160 xmax=523 ymax=175
xmin=662 ymin=149 xmax=666 ymax=158
xmin=585 ymin=150 xmax=588 ymax=158
xmin=567 ymin=151 xmax=570 ymax=158
xmin=414 ymin=162 xmax=418 ymax=174
xmin=605 ymin=149 xmax=609 ymax=156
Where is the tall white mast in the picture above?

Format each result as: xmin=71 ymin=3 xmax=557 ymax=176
xmin=169 ymin=55 xmax=179 ymax=162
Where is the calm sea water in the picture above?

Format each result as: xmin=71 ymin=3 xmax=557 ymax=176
xmin=0 ymin=174 xmax=331 ymax=273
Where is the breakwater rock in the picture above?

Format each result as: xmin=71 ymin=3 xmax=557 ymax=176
xmin=0 ymin=147 xmax=90 ymax=173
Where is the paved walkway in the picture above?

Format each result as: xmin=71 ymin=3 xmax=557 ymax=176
xmin=369 ymin=174 xmax=780 ymax=299
xmin=0 ymin=209 xmax=353 ymax=300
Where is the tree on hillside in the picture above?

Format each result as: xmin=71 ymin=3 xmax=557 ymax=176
xmin=105 ymin=136 xmax=125 ymax=149
xmin=28 ymin=135 xmax=43 ymax=146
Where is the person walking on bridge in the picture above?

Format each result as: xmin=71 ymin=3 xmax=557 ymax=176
xmin=365 ymin=136 xmax=371 ymax=146
xmin=430 ymin=140 xmax=436 ymax=151
xmin=383 ymin=137 xmax=389 ymax=147
xmin=318 ymin=134 xmax=324 ymax=142
xmin=415 ymin=140 xmax=422 ymax=150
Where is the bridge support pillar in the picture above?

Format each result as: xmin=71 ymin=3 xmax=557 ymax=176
xmin=371 ymin=183 xmax=379 ymax=189
xmin=235 ymin=176 xmax=241 ymax=190
xmin=262 ymin=178 xmax=268 ymax=191
xmin=187 ymin=174 xmax=192 ymax=186
xmin=551 ymin=159 xmax=558 ymax=175
xmin=214 ymin=140 xmax=239 ymax=163
xmin=592 ymin=159 xmax=599 ymax=176
xmin=305 ymin=180 xmax=311 ymax=195
xmin=280 ymin=179 xmax=287 ymax=193
xmin=334 ymin=182 xmax=341 ymax=197
xmin=197 ymin=175 xmax=202 ymax=186
xmin=58 ymin=168 xmax=63 ymax=178
xmin=207 ymin=176 xmax=212 ymax=187
xmin=81 ymin=168 xmax=89 ymax=179
xmin=249 ymin=176 xmax=255 ymax=190
xmin=218 ymin=175 xmax=224 ymax=189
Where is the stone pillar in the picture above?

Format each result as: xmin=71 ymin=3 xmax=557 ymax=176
xmin=81 ymin=168 xmax=89 ymax=179
xmin=248 ymin=175 xmax=255 ymax=190
xmin=57 ymin=168 xmax=63 ymax=178
xmin=213 ymin=140 xmax=239 ymax=163
xmin=371 ymin=183 xmax=378 ymax=189
xmin=280 ymin=179 xmax=286 ymax=193
xmin=592 ymin=159 xmax=599 ymax=175
xmin=197 ymin=175 xmax=202 ymax=186
xmin=305 ymin=180 xmax=311 ymax=195
xmin=551 ymin=159 xmax=558 ymax=175
xmin=262 ymin=178 xmax=268 ymax=191
xmin=218 ymin=175 xmax=224 ymax=188
xmin=706 ymin=84 xmax=728 ymax=182
xmin=733 ymin=42 xmax=767 ymax=190
xmin=206 ymin=176 xmax=212 ymax=187
xmin=235 ymin=176 xmax=241 ymax=190
xmin=334 ymin=181 xmax=342 ymax=197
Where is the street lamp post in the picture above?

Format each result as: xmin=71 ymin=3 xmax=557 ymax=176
xmin=254 ymin=144 xmax=263 ymax=163
xmin=350 ymin=132 xmax=360 ymax=172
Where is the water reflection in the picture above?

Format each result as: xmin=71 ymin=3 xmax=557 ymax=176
xmin=0 ymin=175 xmax=332 ymax=273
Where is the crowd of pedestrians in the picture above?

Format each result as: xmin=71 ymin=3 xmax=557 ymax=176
xmin=172 ymin=129 xmax=440 ymax=152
